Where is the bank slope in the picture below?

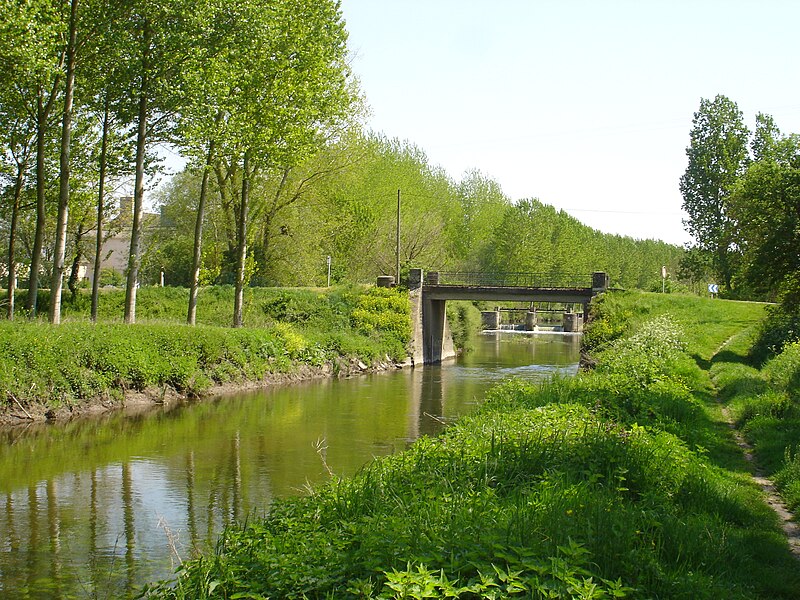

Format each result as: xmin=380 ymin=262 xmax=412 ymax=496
xmin=0 ymin=286 xmax=411 ymax=424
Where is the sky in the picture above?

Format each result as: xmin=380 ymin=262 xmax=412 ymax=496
xmin=338 ymin=0 xmax=800 ymax=246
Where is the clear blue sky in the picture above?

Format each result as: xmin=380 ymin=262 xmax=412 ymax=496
xmin=339 ymin=0 xmax=800 ymax=246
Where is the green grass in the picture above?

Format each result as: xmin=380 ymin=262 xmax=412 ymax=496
xmin=140 ymin=290 xmax=800 ymax=599
xmin=584 ymin=290 xmax=768 ymax=365
xmin=714 ymin=338 xmax=800 ymax=510
xmin=0 ymin=286 xmax=412 ymax=412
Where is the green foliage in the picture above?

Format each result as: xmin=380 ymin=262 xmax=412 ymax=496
xmin=480 ymin=199 xmax=683 ymax=291
xmin=729 ymin=158 xmax=800 ymax=303
xmin=98 ymin=267 xmax=125 ymax=287
xmin=680 ymin=94 xmax=750 ymax=291
xmin=445 ymin=301 xmax=482 ymax=353
xmin=0 ymin=286 xmax=412 ymax=408
xmin=148 ymin=130 xmax=686 ymax=293
xmin=593 ymin=314 xmax=687 ymax=386
xmin=764 ymin=341 xmax=800 ymax=395
xmin=350 ymin=287 xmax=411 ymax=360
xmin=750 ymin=303 xmax=800 ymax=365
xmin=141 ymin=290 xmax=799 ymax=600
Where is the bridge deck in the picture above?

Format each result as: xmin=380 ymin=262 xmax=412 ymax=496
xmin=423 ymin=284 xmax=594 ymax=304
xmin=432 ymin=271 xmax=594 ymax=289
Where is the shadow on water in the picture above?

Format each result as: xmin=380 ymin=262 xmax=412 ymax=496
xmin=0 ymin=332 xmax=580 ymax=599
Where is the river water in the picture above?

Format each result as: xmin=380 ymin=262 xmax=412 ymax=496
xmin=0 ymin=332 xmax=580 ymax=599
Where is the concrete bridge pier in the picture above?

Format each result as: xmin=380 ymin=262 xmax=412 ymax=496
xmin=423 ymin=296 xmax=456 ymax=363
xmin=481 ymin=310 xmax=501 ymax=330
xmin=525 ymin=311 xmax=537 ymax=331
xmin=563 ymin=312 xmax=584 ymax=333
xmin=408 ymin=268 xmax=456 ymax=365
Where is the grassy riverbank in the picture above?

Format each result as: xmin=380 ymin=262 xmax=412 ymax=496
xmin=0 ymin=286 xmax=411 ymax=423
xmin=140 ymin=291 xmax=800 ymax=599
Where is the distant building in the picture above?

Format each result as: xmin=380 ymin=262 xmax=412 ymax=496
xmin=83 ymin=196 xmax=160 ymax=286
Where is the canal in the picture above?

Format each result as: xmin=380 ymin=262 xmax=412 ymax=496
xmin=0 ymin=332 xmax=580 ymax=599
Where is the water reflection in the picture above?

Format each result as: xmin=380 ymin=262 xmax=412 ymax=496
xmin=0 ymin=332 xmax=579 ymax=598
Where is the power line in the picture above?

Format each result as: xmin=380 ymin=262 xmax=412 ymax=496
xmin=562 ymin=208 xmax=684 ymax=216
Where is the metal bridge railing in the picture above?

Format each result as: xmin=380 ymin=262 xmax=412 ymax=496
xmin=431 ymin=271 xmax=593 ymax=289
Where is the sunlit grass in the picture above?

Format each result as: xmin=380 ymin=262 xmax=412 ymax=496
xmin=141 ymin=291 xmax=800 ymax=599
xmin=0 ymin=286 xmax=412 ymax=411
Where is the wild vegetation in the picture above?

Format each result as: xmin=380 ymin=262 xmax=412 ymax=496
xmin=0 ymin=286 xmax=411 ymax=416
xmin=139 ymin=293 xmax=800 ymax=599
xmin=680 ymin=95 xmax=800 ymax=308
xmin=714 ymin=335 xmax=800 ymax=513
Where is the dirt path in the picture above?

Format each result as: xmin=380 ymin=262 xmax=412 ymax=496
xmin=712 ymin=334 xmax=800 ymax=560
xmin=721 ymin=402 xmax=800 ymax=557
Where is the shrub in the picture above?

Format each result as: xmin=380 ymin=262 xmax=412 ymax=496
xmin=764 ymin=341 xmax=800 ymax=395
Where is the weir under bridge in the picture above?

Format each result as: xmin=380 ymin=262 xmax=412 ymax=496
xmin=406 ymin=270 xmax=610 ymax=365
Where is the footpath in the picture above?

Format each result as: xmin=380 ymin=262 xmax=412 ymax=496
xmin=711 ymin=332 xmax=800 ymax=560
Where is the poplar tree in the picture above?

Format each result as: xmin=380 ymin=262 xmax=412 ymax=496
xmin=120 ymin=0 xmax=205 ymax=324
xmin=679 ymin=95 xmax=750 ymax=292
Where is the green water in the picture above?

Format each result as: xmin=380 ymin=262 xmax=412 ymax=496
xmin=0 ymin=332 xmax=580 ymax=599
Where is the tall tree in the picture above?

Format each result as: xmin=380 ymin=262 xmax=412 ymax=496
xmin=0 ymin=36 xmax=39 ymax=319
xmin=121 ymin=0 xmax=205 ymax=324
xmin=679 ymin=95 xmax=750 ymax=292
xmin=48 ymin=0 xmax=79 ymax=324
xmin=206 ymin=0 xmax=358 ymax=327
xmin=730 ymin=135 xmax=800 ymax=305
xmin=0 ymin=113 xmax=35 ymax=320
xmin=0 ymin=0 xmax=66 ymax=316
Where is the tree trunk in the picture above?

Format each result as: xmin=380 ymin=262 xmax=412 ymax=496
xmin=91 ymin=96 xmax=111 ymax=322
xmin=233 ymin=151 xmax=251 ymax=328
xmin=6 ymin=161 xmax=26 ymax=320
xmin=214 ymin=161 xmax=238 ymax=255
xmin=124 ymin=18 xmax=152 ymax=325
xmin=49 ymin=0 xmax=79 ymax=325
xmin=68 ymin=225 xmax=85 ymax=300
xmin=187 ymin=136 xmax=216 ymax=325
xmin=26 ymin=94 xmax=48 ymax=317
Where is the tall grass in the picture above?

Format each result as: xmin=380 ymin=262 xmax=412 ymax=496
xmin=716 ymin=339 xmax=800 ymax=510
xmin=141 ymin=291 xmax=800 ymax=599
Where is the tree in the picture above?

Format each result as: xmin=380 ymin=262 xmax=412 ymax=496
xmin=0 ymin=0 xmax=67 ymax=316
xmin=730 ymin=140 xmax=800 ymax=304
xmin=204 ymin=0 xmax=358 ymax=327
xmin=679 ymin=95 xmax=750 ymax=292
xmin=119 ymin=0 xmax=207 ymax=324
xmin=449 ymin=169 xmax=510 ymax=270
xmin=48 ymin=0 xmax=79 ymax=324
xmin=0 ymin=71 xmax=36 ymax=319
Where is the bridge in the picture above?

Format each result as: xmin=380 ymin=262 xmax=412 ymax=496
xmin=406 ymin=269 xmax=610 ymax=365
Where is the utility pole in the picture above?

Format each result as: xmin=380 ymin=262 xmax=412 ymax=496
xmin=396 ymin=189 xmax=401 ymax=285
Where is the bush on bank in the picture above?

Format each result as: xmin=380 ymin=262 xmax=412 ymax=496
xmin=0 ymin=286 xmax=411 ymax=412
xmin=142 ymin=291 xmax=799 ymax=599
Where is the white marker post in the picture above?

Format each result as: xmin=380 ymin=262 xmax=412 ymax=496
xmin=661 ymin=265 xmax=667 ymax=293
xmin=326 ymin=255 xmax=332 ymax=288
